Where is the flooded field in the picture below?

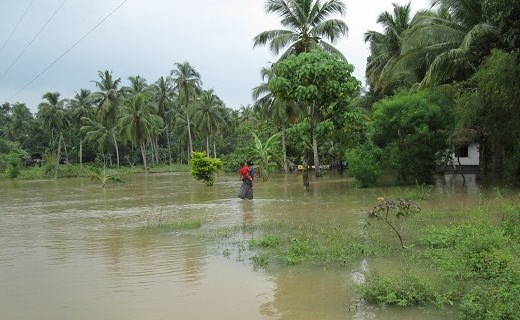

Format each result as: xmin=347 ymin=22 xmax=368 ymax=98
xmin=0 ymin=172 xmax=484 ymax=319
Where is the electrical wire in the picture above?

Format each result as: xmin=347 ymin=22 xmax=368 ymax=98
xmin=0 ymin=0 xmax=68 ymax=81
xmin=0 ymin=0 xmax=36 ymax=57
xmin=7 ymin=0 xmax=129 ymax=101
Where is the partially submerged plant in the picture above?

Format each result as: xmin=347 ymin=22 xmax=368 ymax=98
xmin=368 ymin=197 xmax=420 ymax=249
xmin=89 ymin=165 xmax=123 ymax=188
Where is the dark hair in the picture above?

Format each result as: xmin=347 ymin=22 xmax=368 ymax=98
xmin=247 ymin=160 xmax=254 ymax=166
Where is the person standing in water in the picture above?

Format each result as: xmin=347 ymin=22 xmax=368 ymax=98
xmin=238 ymin=160 xmax=254 ymax=199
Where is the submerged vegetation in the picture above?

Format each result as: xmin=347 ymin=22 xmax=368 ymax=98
xmin=130 ymin=189 xmax=518 ymax=319
xmin=137 ymin=187 xmax=518 ymax=319
xmin=141 ymin=208 xmax=203 ymax=233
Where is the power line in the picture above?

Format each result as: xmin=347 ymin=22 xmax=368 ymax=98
xmin=0 ymin=0 xmax=68 ymax=81
xmin=8 ymin=0 xmax=129 ymax=101
xmin=0 ymin=0 xmax=36 ymax=57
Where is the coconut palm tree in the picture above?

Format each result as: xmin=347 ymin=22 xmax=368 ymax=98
xmin=170 ymin=62 xmax=202 ymax=160
xmin=80 ymin=116 xmax=113 ymax=159
xmin=364 ymin=2 xmax=417 ymax=93
xmin=68 ymin=89 xmax=94 ymax=164
xmin=38 ymin=92 xmax=70 ymax=179
xmin=398 ymin=0 xmax=498 ymax=87
xmin=150 ymin=76 xmax=175 ymax=164
xmin=118 ymin=94 xmax=163 ymax=173
xmin=8 ymin=102 xmax=33 ymax=146
xmin=92 ymin=70 xmax=122 ymax=168
xmin=253 ymin=0 xmax=348 ymax=60
xmin=193 ymin=89 xmax=224 ymax=157
xmin=122 ymin=75 xmax=148 ymax=98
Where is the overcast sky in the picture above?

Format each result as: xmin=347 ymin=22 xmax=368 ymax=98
xmin=0 ymin=0 xmax=430 ymax=113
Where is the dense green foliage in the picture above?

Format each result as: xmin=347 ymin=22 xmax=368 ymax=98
xmin=189 ymin=151 xmax=223 ymax=186
xmin=345 ymin=143 xmax=382 ymax=187
xmin=371 ymin=89 xmax=453 ymax=184
xmin=455 ymin=49 xmax=520 ymax=182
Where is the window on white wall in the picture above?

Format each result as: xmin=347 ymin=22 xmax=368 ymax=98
xmin=455 ymin=144 xmax=469 ymax=158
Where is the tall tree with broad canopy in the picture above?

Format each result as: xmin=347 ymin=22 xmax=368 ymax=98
xmin=252 ymin=66 xmax=299 ymax=173
xmin=253 ymin=0 xmax=349 ymax=60
xmin=269 ymin=50 xmax=361 ymax=176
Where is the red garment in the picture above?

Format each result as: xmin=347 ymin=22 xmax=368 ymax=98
xmin=240 ymin=166 xmax=251 ymax=180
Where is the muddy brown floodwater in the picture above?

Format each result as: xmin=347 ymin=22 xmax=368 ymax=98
xmin=0 ymin=172 xmax=485 ymax=319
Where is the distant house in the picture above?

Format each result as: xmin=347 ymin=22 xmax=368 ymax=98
xmin=437 ymin=142 xmax=480 ymax=173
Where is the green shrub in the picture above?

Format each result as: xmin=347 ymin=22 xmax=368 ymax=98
xmin=189 ymin=151 xmax=223 ymax=186
xmin=460 ymin=272 xmax=520 ymax=320
xmin=346 ymin=143 xmax=382 ymax=187
xmin=359 ymin=271 xmax=433 ymax=307
xmin=0 ymin=151 xmax=23 ymax=180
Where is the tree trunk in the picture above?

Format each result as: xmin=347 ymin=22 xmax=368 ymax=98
xmin=186 ymin=111 xmax=193 ymax=160
xmin=281 ymin=125 xmax=288 ymax=174
xmin=312 ymin=126 xmax=320 ymax=177
xmin=213 ymin=142 xmax=217 ymax=159
xmin=79 ymin=140 xmax=83 ymax=165
xmin=206 ymin=135 xmax=210 ymax=156
xmin=303 ymin=156 xmax=310 ymax=192
xmin=55 ymin=132 xmax=63 ymax=179
xmin=166 ymin=125 xmax=172 ymax=165
xmin=140 ymin=142 xmax=148 ymax=174
xmin=111 ymin=129 xmax=120 ymax=169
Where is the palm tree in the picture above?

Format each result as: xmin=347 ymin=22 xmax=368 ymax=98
xmin=38 ymin=92 xmax=70 ymax=179
xmin=398 ymin=0 xmax=498 ymax=86
xmin=150 ymin=76 xmax=175 ymax=164
xmin=68 ymin=89 xmax=93 ymax=164
xmin=364 ymin=2 xmax=417 ymax=93
xmin=171 ymin=62 xmax=202 ymax=160
xmin=80 ymin=116 xmax=113 ymax=158
xmin=118 ymin=94 xmax=163 ymax=173
xmin=193 ymin=89 xmax=224 ymax=157
xmin=122 ymin=75 xmax=148 ymax=98
xmin=253 ymin=0 xmax=348 ymax=60
xmin=92 ymin=70 xmax=122 ymax=168
xmin=8 ymin=102 xmax=33 ymax=147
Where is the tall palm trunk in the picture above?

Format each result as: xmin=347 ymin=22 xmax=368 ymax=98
xmin=140 ymin=141 xmax=148 ymax=174
xmin=111 ymin=129 xmax=120 ymax=169
xmin=206 ymin=135 xmax=210 ymax=156
xmin=165 ymin=125 xmax=172 ymax=165
xmin=55 ymin=132 xmax=63 ymax=179
xmin=154 ymin=137 xmax=160 ymax=164
xmin=185 ymin=97 xmax=193 ymax=159
xmin=79 ymin=140 xmax=83 ymax=165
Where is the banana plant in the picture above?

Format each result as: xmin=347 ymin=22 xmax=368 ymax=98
xmin=251 ymin=132 xmax=281 ymax=181
xmin=88 ymin=165 xmax=123 ymax=188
